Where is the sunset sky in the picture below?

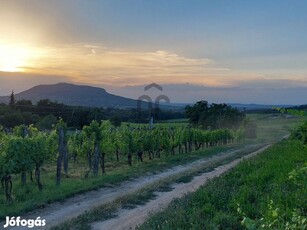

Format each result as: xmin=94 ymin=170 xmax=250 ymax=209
xmin=0 ymin=0 xmax=307 ymax=104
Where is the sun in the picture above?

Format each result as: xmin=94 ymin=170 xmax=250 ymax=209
xmin=0 ymin=43 xmax=34 ymax=72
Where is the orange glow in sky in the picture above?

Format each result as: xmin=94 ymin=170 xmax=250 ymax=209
xmin=0 ymin=43 xmax=45 ymax=72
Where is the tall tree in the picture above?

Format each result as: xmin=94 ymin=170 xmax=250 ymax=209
xmin=9 ymin=91 xmax=15 ymax=107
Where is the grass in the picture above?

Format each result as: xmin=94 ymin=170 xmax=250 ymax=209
xmin=248 ymin=113 xmax=303 ymax=142
xmin=138 ymin=139 xmax=307 ymax=229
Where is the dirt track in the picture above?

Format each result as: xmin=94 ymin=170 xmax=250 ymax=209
xmin=91 ymin=145 xmax=271 ymax=230
xmin=5 ymin=144 xmax=270 ymax=230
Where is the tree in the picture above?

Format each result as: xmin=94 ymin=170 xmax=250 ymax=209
xmin=15 ymin=100 xmax=33 ymax=113
xmin=186 ymin=101 xmax=245 ymax=130
xmin=9 ymin=91 xmax=15 ymax=107
xmin=15 ymin=99 xmax=32 ymax=106
xmin=37 ymin=99 xmax=62 ymax=107
xmin=185 ymin=101 xmax=209 ymax=126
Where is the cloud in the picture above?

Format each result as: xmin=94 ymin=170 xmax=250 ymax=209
xmin=3 ymin=42 xmax=304 ymax=90
xmin=1 ymin=42 xmax=306 ymax=105
xmin=20 ymin=43 xmax=238 ymax=86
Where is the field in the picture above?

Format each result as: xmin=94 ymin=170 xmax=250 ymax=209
xmin=248 ymin=113 xmax=303 ymax=142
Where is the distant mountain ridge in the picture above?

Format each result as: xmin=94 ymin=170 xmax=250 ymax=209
xmin=0 ymin=83 xmax=141 ymax=108
xmin=0 ymin=82 xmax=298 ymax=110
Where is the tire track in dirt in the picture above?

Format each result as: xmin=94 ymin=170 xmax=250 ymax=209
xmin=91 ymin=145 xmax=271 ymax=230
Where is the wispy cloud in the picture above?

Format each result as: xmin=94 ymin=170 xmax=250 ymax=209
xmin=2 ymin=41 xmax=304 ymax=90
xmin=20 ymin=43 xmax=240 ymax=86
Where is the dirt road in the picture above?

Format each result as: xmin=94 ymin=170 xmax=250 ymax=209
xmin=5 ymin=144 xmax=270 ymax=230
xmin=91 ymin=145 xmax=271 ymax=230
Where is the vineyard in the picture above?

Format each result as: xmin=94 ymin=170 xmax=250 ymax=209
xmin=0 ymin=119 xmax=242 ymax=215
xmin=138 ymin=122 xmax=307 ymax=230
xmin=0 ymin=112 xmax=303 ymax=229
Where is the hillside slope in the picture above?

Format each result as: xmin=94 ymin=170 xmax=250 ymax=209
xmin=0 ymin=83 xmax=140 ymax=108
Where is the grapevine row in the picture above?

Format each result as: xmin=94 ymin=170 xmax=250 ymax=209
xmin=0 ymin=120 xmax=244 ymax=203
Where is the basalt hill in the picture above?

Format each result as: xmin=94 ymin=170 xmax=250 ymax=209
xmin=0 ymin=83 xmax=141 ymax=108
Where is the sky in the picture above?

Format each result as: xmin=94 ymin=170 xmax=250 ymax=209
xmin=0 ymin=0 xmax=307 ymax=104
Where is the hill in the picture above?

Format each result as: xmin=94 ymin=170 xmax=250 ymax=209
xmin=0 ymin=83 xmax=143 ymax=108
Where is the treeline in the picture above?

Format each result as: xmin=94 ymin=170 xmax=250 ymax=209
xmin=0 ymin=97 xmax=185 ymax=128
xmin=186 ymin=100 xmax=246 ymax=129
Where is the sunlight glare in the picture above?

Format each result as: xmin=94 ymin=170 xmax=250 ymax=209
xmin=0 ymin=43 xmax=35 ymax=72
